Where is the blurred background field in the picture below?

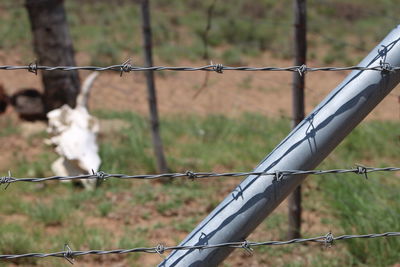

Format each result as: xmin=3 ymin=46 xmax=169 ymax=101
xmin=0 ymin=0 xmax=399 ymax=266
xmin=1 ymin=0 xmax=400 ymax=66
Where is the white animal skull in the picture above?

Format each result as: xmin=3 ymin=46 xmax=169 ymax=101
xmin=47 ymin=72 xmax=100 ymax=190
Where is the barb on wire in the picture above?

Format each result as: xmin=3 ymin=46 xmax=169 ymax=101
xmin=0 ymin=231 xmax=398 ymax=261
xmin=0 ymin=166 xmax=399 ymax=186
xmin=0 ymin=171 xmax=12 ymax=190
xmin=28 ymin=61 xmax=38 ymax=75
xmin=119 ymin=59 xmax=132 ymax=76
xmin=1 ymin=63 xmax=400 ymax=74
xmin=324 ymin=232 xmax=334 ymax=248
xmin=63 ymin=244 xmax=74 ymax=264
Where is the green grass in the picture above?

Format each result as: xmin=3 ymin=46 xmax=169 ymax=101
xmin=3 ymin=1 xmax=400 ymax=65
xmin=95 ymin=110 xmax=289 ymax=172
xmin=174 ymin=216 xmax=200 ymax=233
xmin=118 ymin=227 xmax=149 ymax=265
xmin=0 ymin=112 xmax=398 ymax=266
xmin=27 ymin=198 xmax=72 ymax=226
xmin=322 ymin=174 xmax=400 ymax=266
xmin=97 ymin=201 xmax=113 ymax=217
xmin=0 ymin=224 xmax=37 ymax=265
xmin=317 ymin=121 xmax=400 ymax=266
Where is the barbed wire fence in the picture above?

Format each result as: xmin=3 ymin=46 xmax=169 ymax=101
xmin=1 ymin=5 xmax=400 ymax=266
xmin=1 ymin=60 xmax=400 ymax=264
xmin=1 ymin=232 xmax=399 ymax=264
xmin=1 ymin=61 xmax=399 ymax=75
xmin=1 ymin=166 xmax=399 ymax=188
xmin=0 ymin=166 xmax=399 ymax=263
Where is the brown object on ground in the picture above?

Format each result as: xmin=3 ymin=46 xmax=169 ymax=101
xmin=25 ymin=0 xmax=80 ymax=112
xmin=10 ymin=88 xmax=46 ymax=121
xmin=0 ymin=84 xmax=8 ymax=114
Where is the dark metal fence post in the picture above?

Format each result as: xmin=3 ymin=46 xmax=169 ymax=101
xmin=140 ymin=0 xmax=169 ymax=173
xmin=288 ymin=0 xmax=307 ymax=239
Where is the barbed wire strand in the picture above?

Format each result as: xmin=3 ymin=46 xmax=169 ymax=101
xmin=1 ymin=166 xmax=399 ymax=188
xmin=1 ymin=62 xmax=399 ymax=75
xmin=0 ymin=231 xmax=398 ymax=262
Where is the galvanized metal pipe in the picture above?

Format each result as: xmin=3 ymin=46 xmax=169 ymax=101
xmin=159 ymin=25 xmax=400 ymax=267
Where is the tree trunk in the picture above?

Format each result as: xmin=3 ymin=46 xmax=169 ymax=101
xmin=25 ymin=0 xmax=80 ymax=112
